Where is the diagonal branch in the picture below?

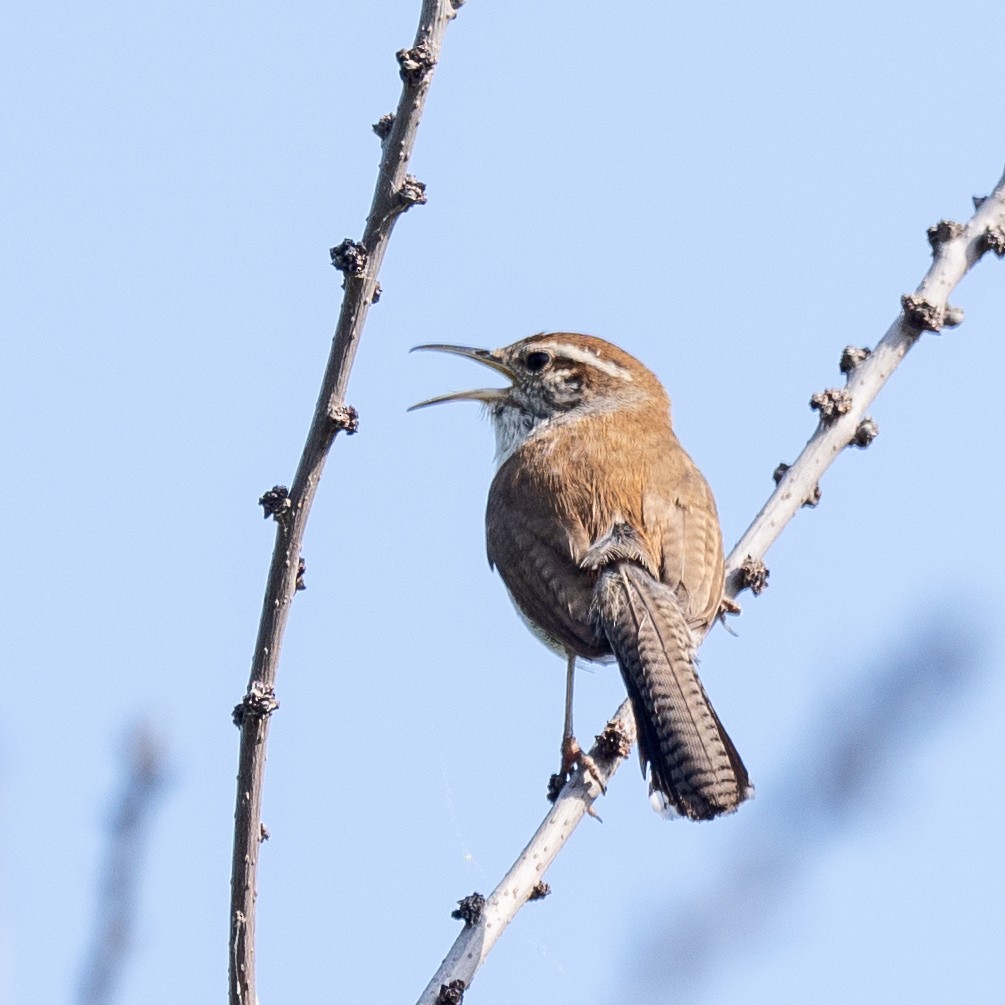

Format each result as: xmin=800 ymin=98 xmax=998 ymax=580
xmin=415 ymin=165 xmax=1005 ymax=1005
xmin=227 ymin=4 xmax=462 ymax=1004
xmin=724 ymin=171 xmax=1005 ymax=600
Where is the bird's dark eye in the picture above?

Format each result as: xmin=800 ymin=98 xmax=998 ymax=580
xmin=524 ymin=350 xmax=552 ymax=373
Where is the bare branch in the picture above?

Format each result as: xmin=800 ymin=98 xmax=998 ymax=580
xmin=227 ymin=4 xmax=461 ymax=1003
xmin=417 ymin=708 xmax=637 ymax=1005
xmin=725 ymin=167 xmax=1005 ymax=598
xmin=415 ymin=165 xmax=1005 ymax=1000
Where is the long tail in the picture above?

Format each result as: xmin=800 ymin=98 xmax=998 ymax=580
xmin=593 ymin=562 xmax=751 ymax=820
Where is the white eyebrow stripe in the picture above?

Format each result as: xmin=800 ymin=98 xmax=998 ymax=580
xmin=536 ymin=343 xmax=632 ymax=380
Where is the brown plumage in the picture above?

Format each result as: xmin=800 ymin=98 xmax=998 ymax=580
xmin=413 ymin=333 xmax=751 ymax=820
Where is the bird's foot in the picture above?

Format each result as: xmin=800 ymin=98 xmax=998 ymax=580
xmin=547 ymin=735 xmax=606 ymax=803
xmin=717 ymin=596 xmax=741 ymax=636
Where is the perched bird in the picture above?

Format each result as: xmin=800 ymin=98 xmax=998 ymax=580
xmin=411 ymin=333 xmax=750 ymax=820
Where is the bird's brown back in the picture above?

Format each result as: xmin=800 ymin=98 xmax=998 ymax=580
xmin=486 ymin=391 xmax=725 ymax=660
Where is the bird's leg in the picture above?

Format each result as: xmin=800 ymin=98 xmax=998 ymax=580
xmin=561 ymin=650 xmax=577 ymax=761
xmin=547 ymin=652 xmax=605 ymax=802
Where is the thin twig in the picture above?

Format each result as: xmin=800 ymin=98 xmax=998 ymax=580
xmin=227 ymin=4 xmax=461 ymax=1003
xmin=415 ymin=166 xmax=1005 ymax=1004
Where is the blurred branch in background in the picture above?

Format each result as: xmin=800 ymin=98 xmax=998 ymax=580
xmin=76 ymin=723 xmax=166 ymax=1005
xmin=626 ymin=612 xmax=986 ymax=1001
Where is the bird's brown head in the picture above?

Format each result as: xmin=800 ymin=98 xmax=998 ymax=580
xmin=411 ymin=333 xmax=668 ymax=462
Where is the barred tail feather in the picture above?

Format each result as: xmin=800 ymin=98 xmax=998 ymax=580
xmin=594 ymin=563 xmax=751 ymax=821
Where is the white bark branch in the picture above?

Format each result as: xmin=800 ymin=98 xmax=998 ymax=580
xmin=415 ymin=165 xmax=1005 ymax=1005
xmin=725 ymin=173 xmax=1005 ymax=597
xmin=417 ymin=705 xmax=637 ymax=1005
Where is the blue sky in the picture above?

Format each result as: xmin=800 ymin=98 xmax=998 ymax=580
xmin=3 ymin=2 xmax=1003 ymax=1003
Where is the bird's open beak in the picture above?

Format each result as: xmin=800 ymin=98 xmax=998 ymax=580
xmin=408 ymin=343 xmax=514 ymax=410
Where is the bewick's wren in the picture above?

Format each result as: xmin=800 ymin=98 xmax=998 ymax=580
xmin=412 ymin=333 xmax=751 ymax=820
